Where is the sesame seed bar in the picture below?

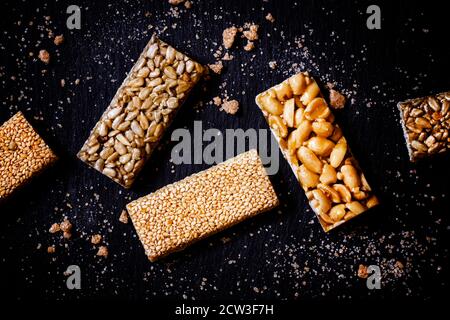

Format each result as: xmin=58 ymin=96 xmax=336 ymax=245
xmin=255 ymin=72 xmax=379 ymax=232
xmin=397 ymin=91 xmax=450 ymax=162
xmin=78 ymin=34 xmax=205 ymax=188
xmin=126 ymin=150 xmax=279 ymax=262
xmin=0 ymin=112 xmax=57 ymax=201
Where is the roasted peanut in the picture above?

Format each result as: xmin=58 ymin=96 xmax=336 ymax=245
xmin=283 ymin=98 xmax=295 ymax=127
xmin=366 ymin=195 xmax=379 ymax=208
xmin=343 ymin=211 xmax=357 ymax=221
xmin=296 ymin=120 xmax=312 ymax=144
xmin=311 ymin=189 xmax=331 ymax=214
xmin=361 ymin=173 xmax=372 ymax=191
xmin=312 ymin=120 xmax=334 ymax=137
xmin=268 ymin=115 xmax=288 ymax=138
xmin=287 ymin=128 xmax=303 ymax=153
xmin=289 ymin=73 xmax=306 ymax=95
xmin=346 ymin=201 xmax=366 ymax=215
xmin=297 ymin=146 xmax=323 ymax=174
xmin=298 ymin=165 xmax=319 ymax=189
xmin=329 ymin=126 xmax=343 ymax=142
xmin=319 ymin=164 xmax=337 ymax=185
xmin=273 ymin=81 xmax=293 ymax=101
xmin=340 ymin=164 xmax=361 ymax=189
xmin=306 ymin=136 xmax=335 ymax=157
xmin=318 ymin=183 xmax=341 ymax=203
xmin=352 ymin=188 xmax=368 ymax=200
xmin=330 ymin=137 xmax=347 ymax=168
xmin=300 ymin=80 xmax=320 ymax=105
xmin=294 ymin=107 xmax=304 ymax=127
xmin=304 ymin=98 xmax=331 ymax=120
xmin=333 ymin=184 xmax=352 ymax=203
xmin=258 ymin=94 xmax=283 ymax=115
xmin=319 ymin=212 xmax=335 ymax=225
xmin=329 ymin=204 xmax=346 ymax=222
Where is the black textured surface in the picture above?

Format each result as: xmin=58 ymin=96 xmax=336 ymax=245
xmin=0 ymin=0 xmax=449 ymax=302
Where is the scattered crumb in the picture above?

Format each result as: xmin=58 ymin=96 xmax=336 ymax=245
xmin=91 ymin=234 xmax=102 ymax=245
xmin=184 ymin=0 xmax=192 ymax=9
xmin=47 ymin=246 xmax=56 ymax=254
xmin=60 ymin=79 xmax=65 ymax=87
xmin=38 ymin=49 xmax=50 ymax=64
xmin=208 ymin=61 xmax=223 ymax=74
xmin=265 ymin=13 xmax=275 ymax=23
xmin=268 ymin=60 xmax=277 ymax=70
xmin=357 ymin=264 xmax=369 ymax=279
xmin=222 ymin=52 xmax=233 ymax=61
xmin=243 ymin=24 xmax=259 ymax=41
xmin=119 ymin=210 xmax=129 ymax=224
xmin=168 ymin=0 xmax=184 ymax=5
xmin=213 ymin=96 xmax=222 ymax=106
xmin=53 ymin=34 xmax=64 ymax=46
xmin=329 ymin=89 xmax=346 ymax=109
xmin=222 ymin=26 xmax=238 ymax=49
xmin=49 ymin=223 xmax=60 ymax=234
xmin=96 ymin=246 xmax=109 ymax=258
xmin=63 ymin=231 xmax=72 ymax=239
xmin=395 ymin=260 xmax=404 ymax=270
xmin=74 ymin=78 xmax=80 ymax=85
xmin=243 ymin=41 xmax=255 ymax=51
xmin=221 ymin=99 xmax=239 ymax=115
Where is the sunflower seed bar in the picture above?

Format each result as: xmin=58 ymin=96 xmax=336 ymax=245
xmin=78 ymin=35 xmax=205 ymax=188
xmin=0 ymin=112 xmax=57 ymax=201
xmin=126 ymin=150 xmax=279 ymax=262
xmin=397 ymin=91 xmax=450 ymax=162
xmin=255 ymin=72 xmax=378 ymax=232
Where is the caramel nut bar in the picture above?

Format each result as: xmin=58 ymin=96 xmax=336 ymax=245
xmin=0 ymin=112 xmax=57 ymax=201
xmin=397 ymin=91 xmax=450 ymax=162
xmin=126 ymin=150 xmax=279 ymax=262
xmin=255 ymin=72 xmax=379 ymax=232
xmin=78 ymin=35 xmax=205 ymax=188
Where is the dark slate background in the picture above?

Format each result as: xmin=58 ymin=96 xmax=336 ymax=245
xmin=0 ymin=0 xmax=449 ymax=303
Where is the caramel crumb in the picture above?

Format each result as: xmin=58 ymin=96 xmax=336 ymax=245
xmin=357 ymin=264 xmax=368 ymax=279
xmin=265 ymin=13 xmax=275 ymax=23
xmin=47 ymin=246 xmax=56 ymax=254
xmin=38 ymin=49 xmax=50 ymax=64
xmin=96 ymin=246 xmax=109 ymax=257
xmin=222 ymin=26 xmax=238 ymax=49
xmin=243 ymin=41 xmax=255 ymax=51
xmin=49 ymin=223 xmax=61 ymax=234
xmin=53 ymin=34 xmax=64 ymax=46
xmin=243 ymin=24 xmax=259 ymax=41
xmin=213 ymin=96 xmax=222 ymax=106
xmin=329 ymin=89 xmax=346 ymax=109
xmin=119 ymin=210 xmax=129 ymax=224
xmin=208 ymin=61 xmax=223 ymax=74
xmin=221 ymin=100 xmax=239 ymax=115
xmin=91 ymin=234 xmax=102 ymax=245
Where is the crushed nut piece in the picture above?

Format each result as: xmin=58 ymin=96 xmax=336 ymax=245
xmin=47 ymin=245 xmax=56 ymax=254
xmin=243 ymin=24 xmax=259 ymax=41
xmin=268 ymin=60 xmax=277 ymax=70
xmin=168 ymin=0 xmax=184 ymax=5
xmin=119 ymin=209 xmax=129 ymax=224
xmin=49 ymin=223 xmax=61 ymax=234
xmin=208 ymin=61 xmax=223 ymax=74
xmin=357 ymin=264 xmax=368 ymax=278
xmin=60 ymin=219 xmax=72 ymax=232
xmin=184 ymin=0 xmax=192 ymax=8
xmin=222 ymin=52 xmax=233 ymax=61
xmin=243 ymin=41 xmax=255 ymax=51
xmin=63 ymin=231 xmax=72 ymax=239
xmin=53 ymin=34 xmax=64 ymax=46
xmin=221 ymin=100 xmax=239 ymax=115
xmin=96 ymin=246 xmax=109 ymax=257
xmin=38 ymin=49 xmax=50 ymax=64
xmin=265 ymin=13 xmax=275 ymax=23
xmin=91 ymin=234 xmax=102 ymax=245
xmin=222 ymin=26 xmax=238 ymax=49
xmin=213 ymin=96 xmax=222 ymax=106
xmin=329 ymin=89 xmax=346 ymax=109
